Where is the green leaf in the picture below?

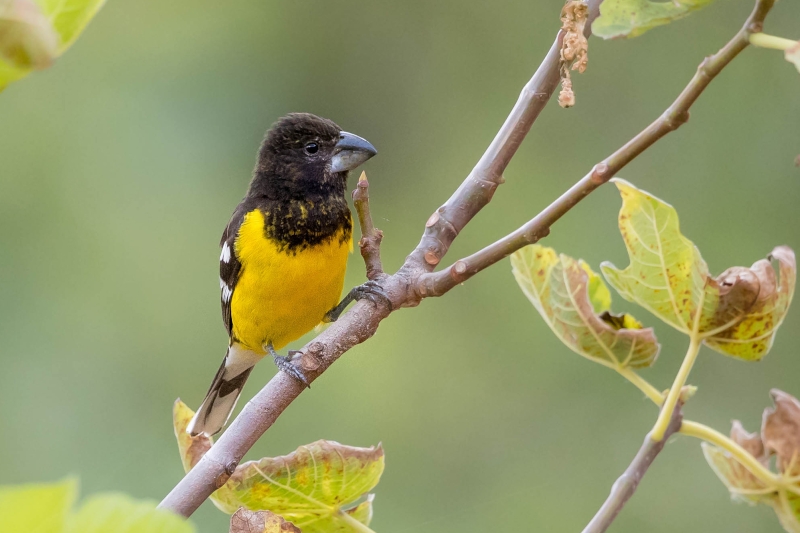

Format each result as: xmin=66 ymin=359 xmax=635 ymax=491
xmin=0 ymin=0 xmax=58 ymax=69
xmin=36 ymin=0 xmax=105 ymax=53
xmin=592 ymin=0 xmax=714 ymax=39
xmin=229 ymin=508 xmax=301 ymax=533
xmin=0 ymin=478 xmax=77 ymax=533
xmin=66 ymin=494 xmax=195 ymax=533
xmin=511 ymin=244 xmax=659 ymax=369
xmin=601 ymin=179 xmax=795 ymax=359
xmin=0 ymin=0 xmax=105 ymax=90
xmin=600 ymin=179 xmax=715 ymax=334
xmin=173 ymin=400 xmax=384 ymax=533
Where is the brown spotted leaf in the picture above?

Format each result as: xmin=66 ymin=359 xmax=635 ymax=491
xmin=705 ymin=248 xmax=796 ymax=360
xmin=173 ymin=400 xmax=383 ymax=533
xmin=601 ymin=179 xmax=721 ymax=335
xmin=229 ymin=508 xmax=300 ymax=533
xmin=602 ymin=180 xmax=794 ymax=359
xmin=511 ymin=244 xmax=660 ymax=369
xmin=762 ymin=390 xmax=800 ymax=475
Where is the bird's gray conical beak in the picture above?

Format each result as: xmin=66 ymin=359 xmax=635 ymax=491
xmin=330 ymin=131 xmax=377 ymax=173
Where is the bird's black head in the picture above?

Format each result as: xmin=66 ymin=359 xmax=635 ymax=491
xmin=248 ymin=113 xmax=377 ymax=201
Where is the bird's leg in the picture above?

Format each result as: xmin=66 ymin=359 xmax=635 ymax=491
xmin=267 ymin=343 xmax=310 ymax=388
xmin=324 ymin=280 xmax=392 ymax=323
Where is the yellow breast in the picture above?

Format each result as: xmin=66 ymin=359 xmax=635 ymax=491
xmin=231 ymin=209 xmax=351 ymax=353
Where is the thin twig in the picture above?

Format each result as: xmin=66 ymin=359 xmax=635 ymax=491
xmin=418 ymin=0 xmax=776 ymax=297
xmin=352 ymin=171 xmax=384 ymax=281
xmin=582 ymin=405 xmax=684 ymax=533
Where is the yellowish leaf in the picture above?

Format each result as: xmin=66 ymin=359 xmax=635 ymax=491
xmin=0 ymin=0 xmax=105 ymax=89
xmin=601 ymin=179 xmax=717 ymax=334
xmin=173 ymin=400 xmax=383 ymax=533
xmin=602 ymin=179 xmax=794 ymax=360
xmin=0 ymin=478 xmax=77 ymax=533
xmin=511 ymin=244 xmax=659 ymax=369
xmin=592 ymin=0 xmax=714 ymax=39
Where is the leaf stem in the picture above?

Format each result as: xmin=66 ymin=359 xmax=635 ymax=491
xmin=615 ymin=367 xmax=664 ymax=405
xmin=749 ymin=33 xmax=798 ymax=50
xmin=679 ymin=420 xmax=778 ymax=485
xmin=338 ymin=510 xmax=378 ymax=533
xmin=651 ymin=336 xmax=701 ymax=441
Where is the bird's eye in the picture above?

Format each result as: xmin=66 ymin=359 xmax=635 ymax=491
xmin=304 ymin=142 xmax=319 ymax=154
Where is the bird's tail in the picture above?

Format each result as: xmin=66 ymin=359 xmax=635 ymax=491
xmin=187 ymin=345 xmax=259 ymax=437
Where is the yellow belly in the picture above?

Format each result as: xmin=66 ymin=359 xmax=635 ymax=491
xmin=231 ymin=209 xmax=351 ymax=353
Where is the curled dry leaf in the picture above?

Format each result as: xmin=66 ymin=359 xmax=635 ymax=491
xmin=703 ymin=391 xmax=800 ymax=533
xmin=601 ymin=179 xmax=795 ymax=360
xmin=173 ymin=400 xmax=383 ymax=533
xmin=592 ymin=0 xmax=714 ymax=39
xmin=558 ymin=0 xmax=588 ymax=108
xmin=704 ymin=248 xmax=796 ymax=360
xmin=762 ymin=390 xmax=800 ymax=476
xmin=511 ymin=244 xmax=660 ymax=369
xmin=230 ymin=508 xmax=300 ymax=533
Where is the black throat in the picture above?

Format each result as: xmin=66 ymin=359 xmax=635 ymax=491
xmin=244 ymin=173 xmax=352 ymax=254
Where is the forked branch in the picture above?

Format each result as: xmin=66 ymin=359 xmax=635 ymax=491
xmin=159 ymin=0 xmax=775 ymax=520
xmin=419 ymin=0 xmax=776 ymax=296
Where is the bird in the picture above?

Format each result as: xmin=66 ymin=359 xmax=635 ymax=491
xmin=187 ymin=113 xmax=385 ymax=437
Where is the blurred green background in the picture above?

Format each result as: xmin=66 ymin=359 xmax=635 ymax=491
xmin=1 ymin=0 xmax=799 ymax=531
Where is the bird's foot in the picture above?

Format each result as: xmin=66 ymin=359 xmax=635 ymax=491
xmin=324 ymin=280 xmax=393 ymax=322
xmin=268 ymin=344 xmax=310 ymax=388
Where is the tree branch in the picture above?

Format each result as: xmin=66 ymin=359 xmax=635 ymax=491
xmin=158 ymin=6 xmax=583 ymax=512
xmin=405 ymin=0 xmax=601 ymax=274
xmin=352 ymin=171 xmax=384 ymax=281
xmin=418 ymin=0 xmax=776 ymax=296
xmin=158 ymin=0 xmax=775 ymax=519
xmin=582 ymin=405 xmax=684 ymax=533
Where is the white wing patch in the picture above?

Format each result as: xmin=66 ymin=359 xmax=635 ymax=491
xmin=220 ymin=242 xmax=231 ymax=263
xmin=220 ymin=277 xmax=233 ymax=302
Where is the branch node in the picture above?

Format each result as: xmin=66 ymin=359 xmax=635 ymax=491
xmin=301 ymin=349 xmax=323 ymax=371
xmin=425 ymin=249 xmax=441 ymax=266
xmin=425 ymin=211 xmax=440 ymax=228
xmin=590 ymin=162 xmax=610 ymax=184
xmin=453 ymin=260 xmax=468 ymax=275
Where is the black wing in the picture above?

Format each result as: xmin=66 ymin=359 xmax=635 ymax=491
xmin=219 ymin=204 xmax=248 ymax=338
